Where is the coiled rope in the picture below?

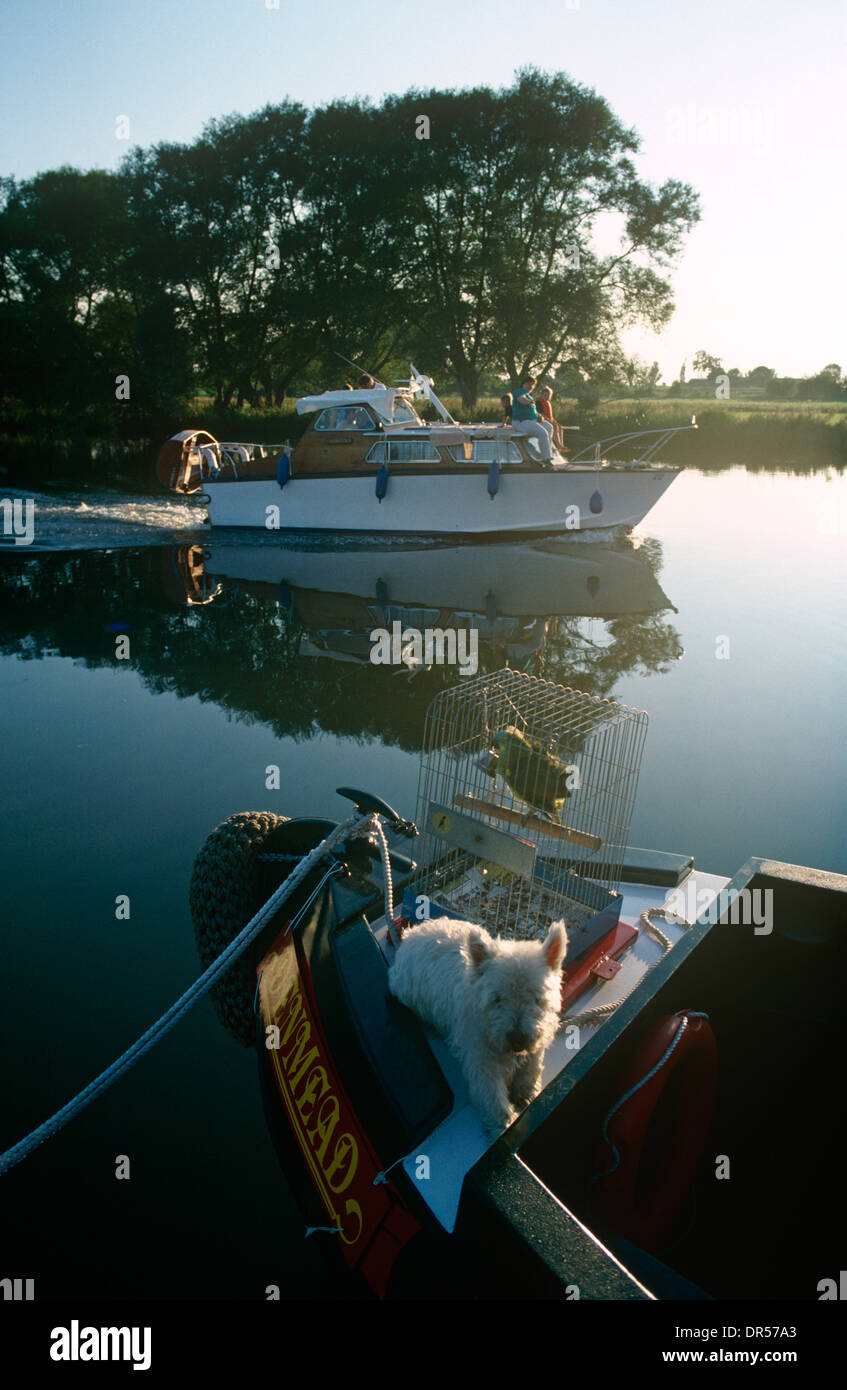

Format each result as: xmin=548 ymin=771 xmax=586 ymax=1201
xmin=0 ymin=809 xmax=380 ymax=1177
xmin=559 ymin=907 xmax=691 ymax=1029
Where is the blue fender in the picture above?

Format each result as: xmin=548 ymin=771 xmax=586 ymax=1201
xmin=276 ymin=453 xmax=290 ymax=489
xmin=589 ymin=489 xmax=604 ymax=514
xmin=487 ymin=459 xmax=500 ymax=498
xmin=376 ymin=464 xmax=389 ymax=501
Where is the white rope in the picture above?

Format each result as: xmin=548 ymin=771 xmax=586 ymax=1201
xmin=371 ymin=817 xmax=398 ymax=945
xmin=559 ymin=907 xmax=690 ymax=1029
xmin=0 ymin=809 xmax=377 ymax=1176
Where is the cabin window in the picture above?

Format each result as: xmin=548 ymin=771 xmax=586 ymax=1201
xmin=391 ymin=400 xmax=421 ymax=424
xmin=313 ymin=406 xmax=375 ymax=431
xmin=366 ymin=440 xmax=442 ymax=464
xmin=447 ymin=441 xmax=522 ymax=463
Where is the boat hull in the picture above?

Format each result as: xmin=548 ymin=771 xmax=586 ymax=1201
xmin=204 ymin=466 xmax=679 ymax=535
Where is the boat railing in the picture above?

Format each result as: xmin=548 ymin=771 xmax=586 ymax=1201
xmin=567 ymin=417 xmax=697 ymax=466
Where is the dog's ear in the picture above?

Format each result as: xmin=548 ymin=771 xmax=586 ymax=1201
xmin=467 ymin=929 xmax=491 ymax=968
xmin=542 ymin=922 xmax=567 ymax=971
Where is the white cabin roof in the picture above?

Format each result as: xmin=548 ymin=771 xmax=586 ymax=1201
xmin=295 ymin=387 xmax=418 ymax=423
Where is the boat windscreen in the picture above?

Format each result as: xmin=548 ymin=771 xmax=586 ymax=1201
xmin=314 ymin=406 xmax=376 ymax=431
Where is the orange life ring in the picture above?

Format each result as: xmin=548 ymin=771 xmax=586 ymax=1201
xmin=593 ymin=1011 xmax=717 ymax=1252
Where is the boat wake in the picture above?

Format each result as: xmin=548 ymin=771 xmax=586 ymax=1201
xmin=0 ymin=488 xmax=208 ymax=552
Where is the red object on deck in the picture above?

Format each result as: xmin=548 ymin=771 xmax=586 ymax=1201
xmin=560 ymin=919 xmax=639 ymax=1012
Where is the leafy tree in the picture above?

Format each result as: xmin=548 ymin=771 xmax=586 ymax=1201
xmin=622 ymin=356 xmax=662 ymax=393
xmin=802 ymin=365 xmax=846 ymax=401
xmin=746 ymin=365 xmax=776 ymax=387
xmin=0 ymin=167 xmax=130 ymax=414
xmin=122 ymin=102 xmax=315 ymax=408
xmin=383 ymin=69 xmax=699 ymax=407
xmin=1 ymin=70 xmax=702 ymax=436
xmin=692 ymin=350 xmax=723 ymax=379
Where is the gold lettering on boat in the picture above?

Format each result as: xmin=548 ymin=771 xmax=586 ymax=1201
xmin=308 ymin=1093 xmax=341 ymax=1164
xmin=297 ymin=1065 xmax=331 ymax=1120
xmin=260 ymin=960 xmax=365 ymax=1245
xmin=343 ymin=1198 xmax=363 ymax=1245
xmin=263 ymin=951 xmax=294 ymax=1012
xmin=279 ymin=993 xmax=304 ymax=1047
xmin=284 ymin=1018 xmax=320 ymax=1089
xmin=324 ymin=1133 xmax=358 ymax=1194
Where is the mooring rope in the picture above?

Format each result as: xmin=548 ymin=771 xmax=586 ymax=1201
xmin=559 ymin=907 xmax=691 ymax=1029
xmin=0 ymin=810 xmax=376 ymax=1176
xmin=371 ymin=816 xmax=398 ymax=944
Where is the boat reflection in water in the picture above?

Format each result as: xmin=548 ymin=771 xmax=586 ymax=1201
xmin=168 ymin=534 xmax=677 ymax=680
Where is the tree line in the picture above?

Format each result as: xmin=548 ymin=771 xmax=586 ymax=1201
xmin=0 ymin=68 xmax=700 ymax=436
xmin=667 ymin=354 xmax=846 ymax=401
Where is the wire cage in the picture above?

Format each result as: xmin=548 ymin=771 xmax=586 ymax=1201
xmin=410 ymin=669 xmax=648 ymax=953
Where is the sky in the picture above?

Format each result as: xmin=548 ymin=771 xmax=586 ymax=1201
xmin=1 ymin=0 xmax=844 ymax=382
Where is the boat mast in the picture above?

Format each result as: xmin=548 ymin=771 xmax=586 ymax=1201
xmin=409 ymin=364 xmax=457 ymax=425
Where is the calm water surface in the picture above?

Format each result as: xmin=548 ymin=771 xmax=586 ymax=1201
xmin=1 ymin=466 xmax=845 ymax=1298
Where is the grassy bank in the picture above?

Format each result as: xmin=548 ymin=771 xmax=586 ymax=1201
xmin=557 ymin=399 xmax=847 ymax=471
xmin=1 ymin=398 xmax=844 ymax=489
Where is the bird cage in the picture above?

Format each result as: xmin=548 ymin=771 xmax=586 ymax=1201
xmin=410 ymin=669 xmax=648 ymax=955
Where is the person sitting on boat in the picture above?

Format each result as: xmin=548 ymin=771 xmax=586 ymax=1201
xmin=358 ymin=373 xmax=376 ymax=388
xmin=511 ymin=376 xmax=553 ymax=462
xmin=536 ymin=386 xmax=566 ymax=452
xmin=500 ymin=393 xmax=513 ymax=426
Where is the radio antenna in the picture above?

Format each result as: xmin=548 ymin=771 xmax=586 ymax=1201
xmin=334 ymin=351 xmax=382 ymax=385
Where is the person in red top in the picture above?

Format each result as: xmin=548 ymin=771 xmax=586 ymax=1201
xmin=535 ymin=386 xmax=565 ymax=451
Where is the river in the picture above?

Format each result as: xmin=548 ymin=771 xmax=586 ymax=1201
xmin=0 ymin=464 xmax=845 ymax=1298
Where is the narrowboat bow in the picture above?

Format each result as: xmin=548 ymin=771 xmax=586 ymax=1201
xmin=190 ymin=670 xmax=847 ymax=1300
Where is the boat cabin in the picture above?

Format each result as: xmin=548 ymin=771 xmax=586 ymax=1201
xmin=157 ymin=363 xmax=579 ymax=498
xmin=291 ymin=385 xmax=546 ymax=477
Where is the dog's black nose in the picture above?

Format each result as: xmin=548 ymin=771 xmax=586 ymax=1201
xmin=507 ymin=1029 xmax=529 ymax=1052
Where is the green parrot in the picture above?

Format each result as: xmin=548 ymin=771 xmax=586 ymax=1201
xmin=490 ymin=726 xmax=577 ymax=818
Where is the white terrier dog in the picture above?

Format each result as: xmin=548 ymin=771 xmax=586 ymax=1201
xmin=388 ymin=916 xmax=567 ymax=1134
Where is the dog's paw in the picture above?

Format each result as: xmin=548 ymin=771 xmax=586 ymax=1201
xmin=509 ymin=1076 xmax=542 ymax=1111
xmin=509 ymin=1052 xmax=545 ymax=1111
xmin=480 ymin=1101 xmax=518 ymax=1136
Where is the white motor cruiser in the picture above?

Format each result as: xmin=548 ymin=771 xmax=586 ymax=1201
xmin=158 ymin=367 xmax=695 ymax=536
